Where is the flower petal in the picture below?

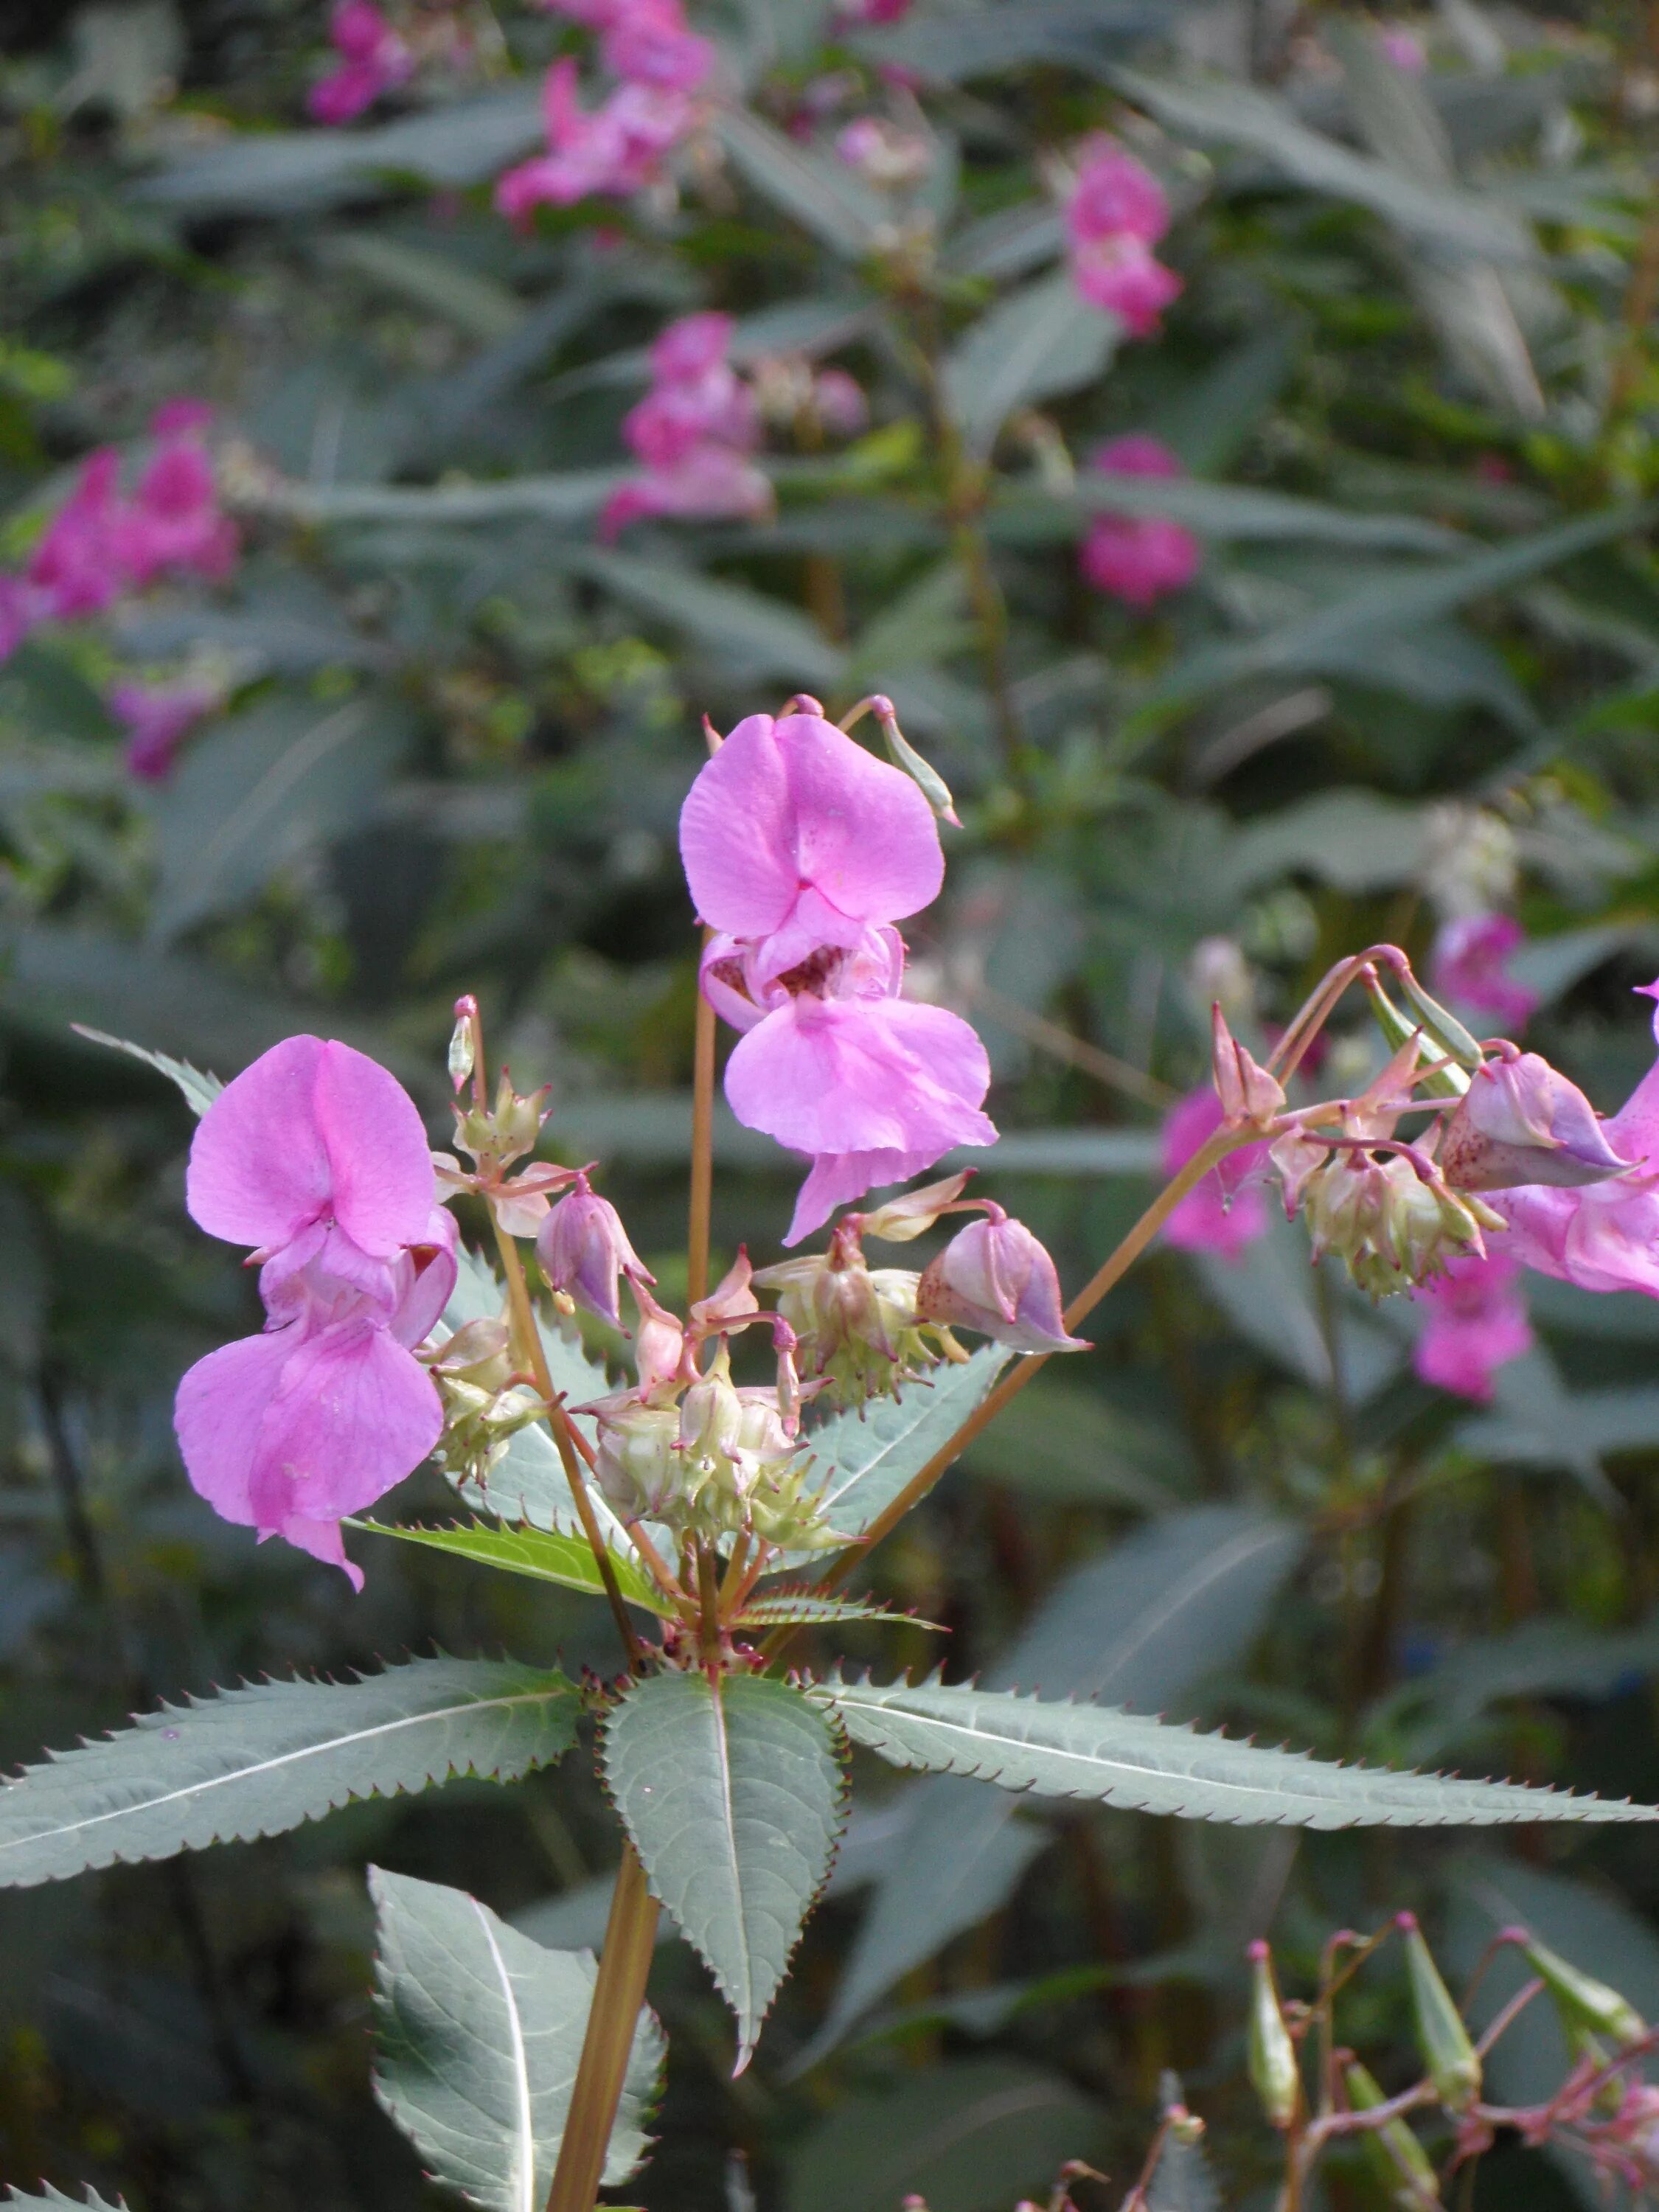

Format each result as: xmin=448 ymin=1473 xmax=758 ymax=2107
xmin=313 ymin=1039 xmax=437 ymax=1255
xmin=725 ymin=995 xmax=993 ymax=1158
xmin=185 ymin=1034 xmax=333 ymax=1249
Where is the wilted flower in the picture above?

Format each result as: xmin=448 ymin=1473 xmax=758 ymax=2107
xmin=1429 ymin=913 xmax=1540 ymax=1033
xmin=173 ymin=1037 xmax=457 ymax=1585
xmin=307 ymin=1 xmax=414 ymax=126
xmin=1439 ymin=1050 xmax=1632 ymax=1193
xmin=756 ymin=1224 xmax=950 ymax=1403
xmin=1302 ymin=1147 xmax=1499 ymax=1297
xmin=1065 ymin=136 xmax=1182 ymax=335
xmin=1079 ymin=436 xmax=1201 ymax=608
xmin=1411 ymin=1249 xmax=1531 ymax=1402
xmin=1161 ymin=1088 xmax=1269 ymax=1261
xmin=536 ymin=1173 xmax=650 ymax=1328
xmin=916 ymin=1207 xmax=1087 ymax=1353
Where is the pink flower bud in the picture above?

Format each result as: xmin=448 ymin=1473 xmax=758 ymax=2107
xmin=535 ymin=1174 xmax=647 ymax=1327
xmin=1211 ymin=1005 xmax=1286 ymax=1124
xmin=1440 ymin=1052 xmax=1634 ymax=1193
xmin=915 ymin=1208 xmax=1087 ymax=1354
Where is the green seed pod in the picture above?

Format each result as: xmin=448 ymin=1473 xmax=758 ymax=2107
xmin=1245 ymin=1941 xmax=1301 ymax=2131
xmin=1344 ymin=2059 xmax=1441 ymax=2208
xmin=1364 ymin=975 xmax=1472 ymax=1099
xmin=1399 ymin=1914 xmax=1482 ymax=2113
xmin=1522 ymin=1933 xmax=1647 ymax=2052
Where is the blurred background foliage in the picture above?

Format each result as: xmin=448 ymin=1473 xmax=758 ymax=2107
xmin=4 ymin=0 xmax=1659 ymax=2205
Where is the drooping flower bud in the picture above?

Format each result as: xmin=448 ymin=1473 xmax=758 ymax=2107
xmin=1245 ymin=1941 xmax=1301 ymax=2131
xmin=631 ymin=1284 xmax=686 ymax=1394
xmin=1520 ymin=1933 xmax=1646 ymax=2053
xmin=448 ymin=997 xmax=479 ymax=1093
xmin=590 ymin=1395 xmax=683 ymax=1522
xmin=858 ymin=1171 xmax=973 ymax=1242
xmin=1343 ymin=2058 xmax=1441 ymax=2208
xmin=1212 ymin=1005 xmax=1286 ymax=1124
xmin=869 ymin=695 xmax=959 ymax=828
xmin=536 ymin=1174 xmax=650 ymax=1329
xmin=915 ymin=1208 xmax=1088 ymax=1354
xmin=1439 ymin=1052 xmax=1633 ymax=1194
xmin=1398 ymin=1913 xmax=1482 ymax=2113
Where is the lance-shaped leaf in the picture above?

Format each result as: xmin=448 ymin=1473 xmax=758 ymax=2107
xmin=815 ymin=1674 xmax=1659 ymax=1829
xmin=371 ymin=1868 xmax=663 ymax=2212
xmin=943 ymin=269 xmax=1117 ymax=456
xmin=602 ymin=1672 xmax=846 ymax=2067
xmin=0 ymin=1658 xmax=581 ymax=1886
xmin=350 ymin=1518 xmax=670 ymax=1616
xmin=729 ymin=1593 xmax=939 ymax=1630
xmin=3 ymin=2193 xmax=128 ymax=2208
xmin=801 ymin=1346 xmax=1012 ymax=1546
xmin=71 ymin=1023 xmax=222 ymax=1117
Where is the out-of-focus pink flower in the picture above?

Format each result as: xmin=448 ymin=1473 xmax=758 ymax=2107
xmin=600 ymin=0 xmax=713 ymax=91
xmin=837 ymin=0 xmax=914 ymax=18
xmin=1441 ymin=1050 xmax=1632 ymax=1194
xmin=602 ymin=311 xmax=772 ymax=538
xmin=174 ymin=1036 xmax=457 ymax=1585
xmin=0 ymin=577 xmax=36 ymax=661
xmin=1412 ymin=1250 xmax=1531 ymax=1401
xmin=27 ymin=450 xmax=129 ymax=622
xmin=1489 ymin=986 xmax=1659 ymax=1299
xmin=1065 ymin=136 xmax=1182 ymax=336
xmin=599 ymin=443 xmax=773 ymax=538
xmin=1380 ymin=25 xmax=1427 ymax=72
xmin=307 ymin=1 xmax=414 ymax=125
xmin=1080 ymin=434 xmax=1201 ymax=608
xmin=1430 ymin=914 xmax=1539 ymax=1034
xmin=682 ymin=707 xmax=994 ymax=1241
xmin=1161 ymin=1086 xmax=1270 ymax=1260
xmin=495 ymin=59 xmax=693 ymax=218
xmin=116 ymin=411 xmax=239 ymax=586
xmin=110 ymin=677 xmax=219 ymax=782
xmin=835 ymin=115 xmax=930 ymax=187
xmin=813 ymin=368 xmax=868 ymax=439
xmin=917 ymin=1206 xmax=1087 ymax=1353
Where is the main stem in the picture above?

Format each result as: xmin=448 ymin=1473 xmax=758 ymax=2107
xmin=544 ymin=1842 xmax=661 ymax=2212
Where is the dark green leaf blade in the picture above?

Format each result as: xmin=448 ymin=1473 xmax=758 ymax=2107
xmin=70 ymin=1024 xmax=223 ymax=1117
xmin=349 ymin=1519 xmax=670 ymax=1615
xmin=603 ymin=1672 xmax=846 ymax=2066
xmin=0 ymin=1658 xmax=581 ymax=1886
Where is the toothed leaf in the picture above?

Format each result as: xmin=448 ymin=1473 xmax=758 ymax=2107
xmin=801 ymin=1347 xmax=1012 ymax=1546
xmin=602 ymin=1672 xmax=846 ymax=2066
xmin=815 ymin=1676 xmax=1659 ymax=1829
xmin=72 ymin=1023 xmax=223 ymax=1117
xmin=731 ymin=1593 xmax=939 ymax=1630
xmin=3 ymin=2193 xmax=128 ymax=2208
xmin=0 ymin=1657 xmax=581 ymax=1885
xmin=371 ymin=1868 xmax=662 ymax=2212
xmin=349 ymin=1517 xmax=669 ymax=1616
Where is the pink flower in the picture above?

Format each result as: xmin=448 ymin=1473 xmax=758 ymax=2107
xmin=1488 ymin=986 xmax=1659 ymax=1299
xmin=27 ymin=450 xmax=129 ymax=622
xmin=599 ymin=0 xmax=712 ymax=91
xmin=1441 ymin=1050 xmax=1632 ymax=1194
xmin=837 ymin=0 xmax=914 ymax=19
xmin=1380 ymin=26 xmax=1427 ymax=72
xmin=1161 ymin=1087 xmax=1270 ymax=1259
xmin=114 ymin=411 xmax=238 ymax=586
xmin=681 ymin=708 xmax=995 ymax=1241
xmin=307 ymin=1 xmax=414 ymax=125
xmin=109 ymin=677 xmax=218 ymax=781
xmin=599 ymin=444 xmax=773 ymax=538
xmin=1080 ymin=434 xmax=1201 ymax=608
xmin=917 ymin=1206 xmax=1087 ymax=1353
xmin=1429 ymin=914 xmax=1539 ymax=1033
xmin=1411 ymin=1250 xmax=1531 ymax=1402
xmin=173 ymin=1036 xmax=456 ymax=1586
xmin=495 ymin=60 xmax=693 ymax=218
xmin=537 ymin=1173 xmax=649 ymax=1328
xmin=835 ymin=116 xmax=930 ymax=187
xmin=813 ymin=368 xmax=868 ymax=439
xmin=602 ymin=313 xmax=771 ymax=536
xmin=1065 ymin=137 xmax=1181 ymax=336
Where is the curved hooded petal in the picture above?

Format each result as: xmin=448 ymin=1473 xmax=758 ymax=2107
xmin=724 ymin=994 xmax=994 ymax=1159
xmin=389 ymin=1208 xmax=461 ymax=1349
xmin=679 ymin=712 xmax=943 ymax=940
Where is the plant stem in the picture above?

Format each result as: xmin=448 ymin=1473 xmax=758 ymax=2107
xmin=544 ymin=1841 xmax=661 ymax=2212
xmin=688 ymin=933 xmax=717 ymax=1310
xmin=490 ymin=1216 xmax=644 ymax=1660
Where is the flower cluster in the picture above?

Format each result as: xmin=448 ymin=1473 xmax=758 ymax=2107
xmin=307 ymin=1 xmax=414 ymax=125
xmin=1064 ymin=136 xmax=1182 ymax=336
xmin=0 ymin=404 xmax=237 ymax=665
xmin=600 ymin=313 xmax=773 ymax=538
xmin=679 ymin=700 xmax=995 ymax=1242
xmin=496 ymin=0 xmax=712 ymax=219
xmin=1080 ymin=434 xmax=1200 ymax=608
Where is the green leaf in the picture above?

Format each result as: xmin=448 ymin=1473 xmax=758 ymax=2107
xmin=371 ymin=1868 xmax=663 ymax=2212
xmin=802 ymin=1346 xmax=1013 ymax=1545
xmin=0 ymin=1658 xmax=581 ymax=1886
xmin=715 ymin=105 xmax=886 ymax=259
xmin=573 ymin=549 xmax=846 ymax=689
xmin=69 ymin=1024 xmax=223 ymax=1117
xmin=255 ymin=469 xmax=626 ymax=528
xmin=603 ymin=1672 xmax=846 ymax=2066
xmin=785 ymin=2056 xmax=1098 ymax=2212
xmin=992 ymin=476 xmax=1464 ymax=552
xmin=730 ymin=1593 xmax=939 ymax=1630
xmin=818 ymin=1673 xmax=1659 ymax=1827
xmin=855 ymin=0 xmax=1165 ymax=82
xmin=350 ymin=1518 xmax=671 ymax=1616
xmin=322 ymin=231 xmax=527 ymax=344
xmin=942 ymin=270 xmax=1116 ymax=457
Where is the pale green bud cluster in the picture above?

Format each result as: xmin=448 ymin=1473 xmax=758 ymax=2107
xmin=755 ymin=1239 xmax=956 ymax=1408
xmin=1299 ymin=1150 xmax=1501 ymax=1298
xmin=428 ymin=1318 xmax=549 ymax=1490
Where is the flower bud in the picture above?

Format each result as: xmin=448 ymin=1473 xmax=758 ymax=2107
xmin=756 ymin=1235 xmax=943 ymax=1405
xmin=448 ymin=998 xmax=478 ymax=1093
xmin=915 ymin=1208 xmax=1088 ymax=1354
xmin=858 ymin=1171 xmax=972 ymax=1242
xmin=454 ymin=1067 xmax=548 ymax=1172
xmin=1212 ymin=1006 xmax=1286 ymax=1124
xmin=1343 ymin=2059 xmax=1441 ymax=2208
xmin=1439 ymin=1053 xmax=1632 ymax=1194
xmin=591 ymin=1396 xmax=682 ymax=1520
xmin=632 ymin=1284 xmax=686 ymax=1392
xmin=537 ymin=1175 xmax=648 ymax=1329
xmin=1398 ymin=1913 xmax=1481 ymax=2113
xmin=871 ymin=695 xmax=959 ymax=828
xmin=1245 ymin=1940 xmax=1301 ymax=2131
xmin=1521 ymin=1933 xmax=1646 ymax=2052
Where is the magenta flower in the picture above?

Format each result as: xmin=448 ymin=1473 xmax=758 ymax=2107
xmin=110 ymin=677 xmax=219 ymax=782
xmin=173 ymin=1036 xmax=456 ymax=1586
xmin=601 ymin=313 xmax=771 ymax=538
xmin=307 ymin=1 xmax=414 ymax=125
xmin=537 ymin=1172 xmax=650 ymax=1328
xmin=1488 ymin=987 xmax=1659 ymax=1298
xmin=1429 ymin=914 xmax=1539 ymax=1034
xmin=599 ymin=0 xmax=713 ymax=91
xmin=681 ymin=708 xmax=995 ymax=1242
xmin=1065 ymin=137 xmax=1182 ymax=335
xmin=917 ymin=1207 xmax=1087 ymax=1354
xmin=1441 ymin=1050 xmax=1632 ymax=1193
xmin=26 ymin=450 xmax=130 ymax=622
xmin=1161 ymin=1087 xmax=1270 ymax=1260
xmin=1411 ymin=1251 xmax=1531 ymax=1402
xmin=115 ymin=414 xmax=239 ymax=586
xmin=1080 ymin=434 xmax=1201 ymax=608
xmin=495 ymin=55 xmax=696 ymax=219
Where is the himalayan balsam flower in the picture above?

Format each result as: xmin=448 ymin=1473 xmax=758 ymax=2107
xmin=1161 ymin=1086 xmax=1269 ymax=1260
xmin=1080 ymin=435 xmax=1201 ymax=608
xmin=1440 ymin=1051 xmax=1632 ymax=1193
xmin=307 ymin=1 xmax=414 ymax=126
xmin=917 ymin=1208 xmax=1087 ymax=1354
xmin=1411 ymin=1250 xmax=1531 ymax=1402
xmin=1065 ymin=136 xmax=1182 ymax=336
xmin=495 ymin=59 xmax=693 ymax=219
xmin=1489 ymin=985 xmax=1659 ymax=1298
xmin=110 ymin=678 xmax=218 ymax=782
xmin=1430 ymin=913 xmax=1540 ymax=1033
xmin=173 ymin=1037 xmax=456 ymax=1586
xmin=680 ymin=706 xmax=995 ymax=1242
xmin=602 ymin=312 xmax=771 ymax=538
